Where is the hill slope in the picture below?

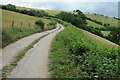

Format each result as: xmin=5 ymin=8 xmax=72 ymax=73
xmin=85 ymin=13 xmax=118 ymax=27
xmin=16 ymin=6 xmax=73 ymax=16
xmin=1 ymin=9 xmax=55 ymax=48
xmin=50 ymin=20 xmax=118 ymax=78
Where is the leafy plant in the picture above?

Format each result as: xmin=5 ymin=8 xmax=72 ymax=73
xmin=49 ymin=19 xmax=119 ymax=79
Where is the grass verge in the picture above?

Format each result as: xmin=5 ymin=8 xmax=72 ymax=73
xmin=49 ymin=20 xmax=119 ymax=79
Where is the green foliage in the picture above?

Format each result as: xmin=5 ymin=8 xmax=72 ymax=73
xmin=2 ymin=4 xmax=16 ymax=11
xmin=56 ymin=10 xmax=103 ymax=37
xmin=85 ymin=13 xmax=118 ymax=27
xmin=27 ymin=9 xmax=48 ymax=17
xmin=35 ymin=20 xmax=45 ymax=31
xmin=2 ymin=27 xmax=41 ymax=48
xmin=50 ymin=20 xmax=118 ymax=78
xmin=49 ymin=21 xmax=56 ymax=26
xmin=35 ymin=20 xmax=45 ymax=26
xmin=56 ymin=11 xmax=86 ymax=27
xmin=108 ymin=27 xmax=120 ymax=45
xmin=2 ymin=4 xmax=49 ymax=17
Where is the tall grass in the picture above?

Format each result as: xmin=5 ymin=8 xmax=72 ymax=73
xmin=1 ymin=9 xmax=56 ymax=48
xmin=49 ymin=20 xmax=118 ymax=78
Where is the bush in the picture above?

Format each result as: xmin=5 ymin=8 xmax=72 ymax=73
xmin=35 ymin=20 xmax=45 ymax=31
xmin=2 ymin=4 xmax=16 ymax=11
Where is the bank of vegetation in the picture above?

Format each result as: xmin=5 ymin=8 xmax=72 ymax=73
xmin=1 ymin=8 xmax=56 ymax=48
xmin=49 ymin=19 xmax=119 ymax=79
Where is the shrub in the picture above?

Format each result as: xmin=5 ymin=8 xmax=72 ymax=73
xmin=35 ymin=20 xmax=45 ymax=31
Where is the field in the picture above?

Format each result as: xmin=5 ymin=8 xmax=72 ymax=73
xmin=85 ymin=13 xmax=118 ymax=27
xmin=49 ymin=19 xmax=118 ymax=78
xmin=1 ymin=9 xmax=55 ymax=48
xmin=17 ymin=6 xmax=65 ymax=16
xmin=86 ymin=20 xmax=111 ymax=37
xmin=86 ymin=20 xmax=104 ymax=28
xmin=101 ymin=31 xmax=111 ymax=36
xmin=16 ymin=6 xmax=75 ymax=16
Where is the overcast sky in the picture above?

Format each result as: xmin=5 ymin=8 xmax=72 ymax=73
xmin=0 ymin=0 xmax=119 ymax=18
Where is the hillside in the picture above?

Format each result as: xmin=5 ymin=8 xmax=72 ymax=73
xmin=85 ymin=13 xmax=118 ymax=27
xmin=86 ymin=20 xmax=111 ymax=36
xmin=1 ymin=9 xmax=55 ymax=48
xmin=85 ymin=14 xmax=119 ymax=37
xmin=16 ymin=6 xmax=73 ymax=16
xmin=86 ymin=20 xmax=104 ymax=28
xmin=50 ymin=19 xmax=118 ymax=78
xmin=1 ymin=4 xmax=119 ymax=79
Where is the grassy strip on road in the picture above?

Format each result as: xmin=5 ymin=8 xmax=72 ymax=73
xmin=2 ymin=33 xmax=50 ymax=79
xmin=2 ymin=24 xmax=61 ymax=79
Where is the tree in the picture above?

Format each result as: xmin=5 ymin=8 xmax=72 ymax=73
xmin=35 ymin=20 xmax=45 ymax=31
xmin=108 ymin=27 xmax=120 ymax=45
xmin=57 ymin=11 xmax=86 ymax=28
xmin=4 ymin=4 xmax=16 ymax=11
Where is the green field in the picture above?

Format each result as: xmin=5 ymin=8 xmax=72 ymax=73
xmin=87 ymin=20 xmax=104 ymax=28
xmin=16 ymin=6 xmax=74 ymax=16
xmin=16 ymin=6 xmax=61 ymax=16
xmin=86 ymin=20 xmax=111 ymax=37
xmin=1 ymin=9 xmax=55 ymax=48
xmin=85 ymin=13 xmax=118 ymax=27
xmin=101 ymin=31 xmax=111 ymax=36
xmin=49 ymin=19 xmax=118 ymax=78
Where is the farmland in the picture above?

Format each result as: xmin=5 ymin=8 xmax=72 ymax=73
xmin=85 ymin=13 xmax=118 ymax=27
xmin=1 ymin=9 xmax=55 ymax=48
xmin=16 ymin=6 xmax=72 ymax=16
xmin=86 ymin=20 xmax=104 ymax=28
xmin=86 ymin=20 xmax=111 ymax=37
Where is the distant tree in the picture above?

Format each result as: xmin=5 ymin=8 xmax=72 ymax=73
xmin=75 ymin=9 xmax=83 ymax=14
xmin=73 ymin=10 xmax=76 ymax=12
xmin=57 ymin=11 xmax=86 ymax=28
xmin=104 ymin=23 xmax=107 ymax=26
xmin=4 ymin=4 xmax=16 ymax=11
xmin=108 ymin=27 xmax=120 ymax=44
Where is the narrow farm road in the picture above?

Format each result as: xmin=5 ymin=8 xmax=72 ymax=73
xmin=1 ymin=25 xmax=59 ymax=68
xmin=7 ymin=24 xmax=64 ymax=78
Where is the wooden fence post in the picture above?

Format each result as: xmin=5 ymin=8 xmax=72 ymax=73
xmin=34 ymin=24 xmax=36 ymax=28
xmin=21 ymin=22 xmax=22 ymax=26
xmin=28 ymin=22 xmax=30 ymax=28
xmin=12 ymin=20 xmax=14 ymax=27
xmin=21 ymin=22 xmax=23 ymax=28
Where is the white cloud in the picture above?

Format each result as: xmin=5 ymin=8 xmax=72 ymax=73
xmin=0 ymin=0 xmax=119 ymax=3
xmin=0 ymin=0 xmax=118 ymax=17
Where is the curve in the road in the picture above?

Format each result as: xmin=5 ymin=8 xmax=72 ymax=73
xmin=7 ymin=24 xmax=64 ymax=78
xmin=1 ymin=25 xmax=60 ymax=68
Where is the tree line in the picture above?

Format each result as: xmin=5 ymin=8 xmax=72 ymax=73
xmin=56 ymin=10 xmax=103 ymax=37
xmin=1 ymin=4 xmax=49 ymax=17
xmin=87 ymin=17 xmax=110 ymax=27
